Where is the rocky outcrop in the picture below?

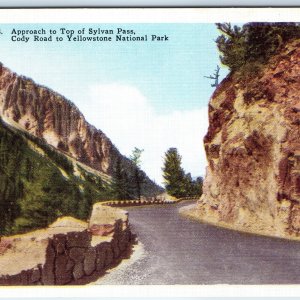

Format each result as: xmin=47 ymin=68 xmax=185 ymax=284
xmin=0 ymin=204 xmax=134 ymax=285
xmin=182 ymin=40 xmax=300 ymax=239
xmin=0 ymin=63 xmax=162 ymax=197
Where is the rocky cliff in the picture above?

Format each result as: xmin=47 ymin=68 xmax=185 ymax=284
xmin=182 ymin=40 xmax=300 ymax=239
xmin=0 ymin=63 xmax=162 ymax=197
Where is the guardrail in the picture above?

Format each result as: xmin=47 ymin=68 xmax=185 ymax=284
xmin=103 ymin=199 xmax=166 ymax=207
xmin=102 ymin=196 xmax=199 ymax=207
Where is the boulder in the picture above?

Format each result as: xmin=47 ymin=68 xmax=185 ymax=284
xmin=55 ymin=253 xmax=74 ymax=285
xmin=73 ymin=262 xmax=85 ymax=280
xmin=83 ymin=248 xmax=96 ymax=276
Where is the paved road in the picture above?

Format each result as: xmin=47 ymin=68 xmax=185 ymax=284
xmin=96 ymin=201 xmax=300 ymax=284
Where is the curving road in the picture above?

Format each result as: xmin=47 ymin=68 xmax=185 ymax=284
xmin=96 ymin=201 xmax=300 ymax=284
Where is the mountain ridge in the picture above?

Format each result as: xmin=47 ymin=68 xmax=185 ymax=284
xmin=0 ymin=62 xmax=162 ymax=197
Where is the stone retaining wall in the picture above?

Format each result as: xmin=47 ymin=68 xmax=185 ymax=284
xmin=0 ymin=204 xmax=134 ymax=285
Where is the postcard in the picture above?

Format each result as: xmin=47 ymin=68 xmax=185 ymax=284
xmin=0 ymin=7 xmax=300 ymax=297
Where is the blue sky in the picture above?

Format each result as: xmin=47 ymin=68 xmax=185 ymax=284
xmin=0 ymin=23 xmax=228 ymax=184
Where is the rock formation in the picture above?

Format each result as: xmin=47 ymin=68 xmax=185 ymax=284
xmin=182 ymin=40 xmax=300 ymax=239
xmin=0 ymin=63 xmax=162 ymax=197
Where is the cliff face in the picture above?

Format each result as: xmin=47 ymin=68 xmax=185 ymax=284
xmin=185 ymin=40 xmax=300 ymax=239
xmin=0 ymin=63 xmax=162 ymax=197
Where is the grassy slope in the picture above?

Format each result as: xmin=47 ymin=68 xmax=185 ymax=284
xmin=0 ymin=117 xmax=114 ymax=235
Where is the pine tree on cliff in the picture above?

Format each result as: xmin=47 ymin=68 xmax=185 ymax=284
xmin=216 ymin=22 xmax=300 ymax=72
xmin=204 ymin=65 xmax=220 ymax=87
xmin=162 ymin=148 xmax=186 ymax=198
xmin=215 ymin=23 xmax=246 ymax=71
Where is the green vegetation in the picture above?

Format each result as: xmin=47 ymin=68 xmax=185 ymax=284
xmin=0 ymin=117 xmax=114 ymax=235
xmin=204 ymin=65 xmax=220 ymax=87
xmin=129 ymin=147 xmax=144 ymax=167
xmin=112 ymin=157 xmax=131 ymax=200
xmin=162 ymin=148 xmax=203 ymax=199
xmin=112 ymin=148 xmax=147 ymax=200
xmin=216 ymin=22 xmax=300 ymax=75
xmin=21 ymin=130 xmax=74 ymax=174
xmin=129 ymin=147 xmax=145 ymax=200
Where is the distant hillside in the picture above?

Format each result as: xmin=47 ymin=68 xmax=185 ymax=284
xmin=0 ymin=117 xmax=117 ymax=235
xmin=0 ymin=62 xmax=164 ymax=235
xmin=0 ymin=62 xmax=163 ymax=198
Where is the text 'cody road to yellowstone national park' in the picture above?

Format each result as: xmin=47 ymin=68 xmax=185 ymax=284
xmin=9 ymin=27 xmax=170 ymax=43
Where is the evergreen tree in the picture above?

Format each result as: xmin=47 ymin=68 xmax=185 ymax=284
xmin=204 ymin=65 xmax=221 ymax=87
xmin=162 ymin=148 xmax=203 ymax=199
xmin=0 ymin=117 xmax=116 ymax=235
xmin=113 ymin=158 xmax=131 ymax=200
xmin=215 ymin=23 xmax=246 ymax=71
xmin=129 ymin=147 xmax=145 ymax=200
xmin=191 ymin=176 xmax=203 ymax=197
xmin=162 ymin=148 xmax=186 ymax=198
xmin=129 ymin=147 xmax=144 ymax=167
xmin=216 ymin=22 xmax=300 ymax=73
xmin=183 ymin=173 xmax=194 ymax=197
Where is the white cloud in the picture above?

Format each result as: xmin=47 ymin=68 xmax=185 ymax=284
xmin=77 ymin=83 xmax=208 ymax=185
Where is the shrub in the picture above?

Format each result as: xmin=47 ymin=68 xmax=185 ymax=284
xmin=216 ymin=22 xmax=300 ymax=74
